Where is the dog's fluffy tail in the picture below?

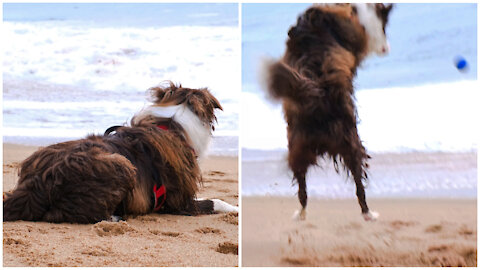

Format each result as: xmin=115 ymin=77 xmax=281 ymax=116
xmin=264 ymin=59 xmax=320 ymax=103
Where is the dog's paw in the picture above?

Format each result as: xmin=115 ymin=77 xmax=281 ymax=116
xmin=212 ymin=199 xmax=238 ymax=213
xmin=109 ymin=215 xmax=123 ymax=222
xmin=362 ymin=210 xmax=379 ymax=221
xmin=292 ymin=208 xmax=306 ymax=221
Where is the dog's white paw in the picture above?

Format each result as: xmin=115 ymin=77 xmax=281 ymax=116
xmin=109 ymin=215 xmax=122 ymax=222
xmin=292 ymin=208 xmax=306 ymax=221
xmin=362 ymin=210 xmax=379 ymax=221
xmin=211 ymin=199 xmax=238 ymax=213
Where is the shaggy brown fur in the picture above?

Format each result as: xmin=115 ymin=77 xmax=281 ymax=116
xmin=3 ymin=83 xmax=222 ymax=223
xmin=266 ymin=4 xmax=392 ymax=217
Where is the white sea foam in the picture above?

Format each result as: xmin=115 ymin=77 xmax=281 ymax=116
xmin=3 ymin=22 xmax=239 ymax=98
xmin=3 ymin=20 xmax=239 ymax=155
xmin=357 ymin=80 xmax=479 ymax=152
xmin=242 ymin=80 xmax=479 ymax=153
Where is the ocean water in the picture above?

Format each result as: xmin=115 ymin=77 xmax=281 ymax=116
xmin=241 ymin=3 xmax=477 ymax=198
xmin=3 ymin=3 xmax=239 ymax=156
xmin=242 ymin=150 xmax=476 ymax=199
xmin=3 ymin=3 xmax=238 ymax=27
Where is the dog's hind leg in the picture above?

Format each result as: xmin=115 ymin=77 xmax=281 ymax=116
xmin=288 ymin=137 xmax=316 ymax=221
xmin=353 ymin=173 xmax=378 ymax=221
xmin=3 ymin=182 xmax=50 ymax=222
xmin=44 ymin=150 xmax=136 ymax=223
xmin=292 ymin=173 xmax=308 ymax=220
xmin=340 ymin=133 xmax=379 ymax=221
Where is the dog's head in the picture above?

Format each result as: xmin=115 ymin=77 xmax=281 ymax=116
xmin=148 ymin=81 xmax=222 ymax=129
xmin=132 ymin=81 xmax=223 ymax=158
xmin=133 ymin=81 xmax=222 ymax=129
xmin=352 ymin=3 xmax=393 ymax=56
xmin=288 ymin=3 xmax=392 ymax=60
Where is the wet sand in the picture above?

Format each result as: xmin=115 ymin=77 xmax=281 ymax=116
xmin=3 ymin=143 xmax=238 ymax=267
xmin=242 ymin=196 xmax=476 ymax=267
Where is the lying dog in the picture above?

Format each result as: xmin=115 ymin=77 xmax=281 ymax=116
xmin=265 ymin=4 xmax=393 ymax=221
xmin=3 ymin=82 xmax=237 ymax=223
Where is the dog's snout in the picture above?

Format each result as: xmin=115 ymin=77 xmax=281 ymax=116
xmin=377 ymin=43 xmax=390 ymax=56
xmin=383 ymin=42 xmax=390 ymax=54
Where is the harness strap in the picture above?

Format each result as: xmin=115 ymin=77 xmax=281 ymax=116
xmin=104 ymin=125 xmax=123 ymax=136
xmin=153 ymin=184 xmax=166 ymax=211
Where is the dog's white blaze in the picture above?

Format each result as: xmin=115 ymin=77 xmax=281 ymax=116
xmin=133 ymin=104 xmax=212 ymax=158
xmin=211 ymin=199 xmax=238 ymax=213
xmin=353 ymin=3 xmax=389 ymax=56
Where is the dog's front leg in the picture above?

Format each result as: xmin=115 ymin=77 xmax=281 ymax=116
xmin=195 ymin=198 xmax=238 ymax=214
xmin=109 ymin=215 xmax=123 ymax=222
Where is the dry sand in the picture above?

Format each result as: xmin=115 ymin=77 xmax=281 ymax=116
xmin=3 ymin=143 xmax=238 ymax=267
xmin=242 ymin=196 xmax=476 ymax=267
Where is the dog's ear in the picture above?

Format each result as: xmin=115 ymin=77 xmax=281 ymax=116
xmin=384 ymin=3 xmax=394 ymax=14
xmin=305 ymin=7 xmax=325 ymax=28
xmin=384 ymin=4 xmax=394 ymax=21
xmin=184 ymin=89 xmax=222 ymax=129
xmin=149 ymin=81 xmax=183 ymax=104
xmin=376 ymin=3 xmax=394 ymax=23
xmin=185 ymin=92 xmax=211 ymax=125
xmin=187 ymin=89 xmax=222 ymax=112
xmin=289 ymin=6 xmax=324 ymax=38
xmin=379 ymin=3 xmax=393 ymax=16
xmin=206 ymin=90 xmax=223 ymax=111
xmin=186 ymin=93 xmax=204 ymax=114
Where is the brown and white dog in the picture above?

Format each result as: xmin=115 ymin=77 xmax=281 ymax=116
xmin=265 ymin=3 xmax=393 ymax=221
xmin=3 ymin=82 xmax=238 ymax=224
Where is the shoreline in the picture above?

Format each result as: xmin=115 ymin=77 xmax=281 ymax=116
xmin=3 ymin=135 xmax=239 ymax=157
xmin=242 ymin=150 xmax=477 ymax=199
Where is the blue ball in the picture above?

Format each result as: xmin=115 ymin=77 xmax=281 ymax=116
xmin=455 ymin=56 xmax=468 ymax=70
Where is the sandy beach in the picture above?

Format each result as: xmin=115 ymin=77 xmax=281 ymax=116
xmin=242 ymin=196 xmax=476 ymax=267
xmin=3 ymin=143 xmax=238 ymax=267
xmin=242 ymin=150 xmax=477 ymax=267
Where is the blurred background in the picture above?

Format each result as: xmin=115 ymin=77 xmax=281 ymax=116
xmin=3 ymin=3 xmax=239 ymax=156
xmin=241 ymin=3 xmax=478 ymax=199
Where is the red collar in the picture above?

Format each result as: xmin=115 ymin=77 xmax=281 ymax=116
xmin=157 ymin=124 xmax=169 ymax=131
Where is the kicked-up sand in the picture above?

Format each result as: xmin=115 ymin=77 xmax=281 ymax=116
xmin=242 ymin=196 xmax=476 ymax=267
